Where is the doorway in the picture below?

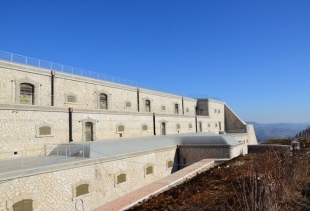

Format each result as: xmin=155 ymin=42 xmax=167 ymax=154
xmin=161 ymin=122 xmax=166 ymax=135
xmin=85 ymin=122 xmax=93 ymax=141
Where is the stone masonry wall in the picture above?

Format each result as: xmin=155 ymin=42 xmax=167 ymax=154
xmin=179 ymin=144 xmax=245 ymax=168
xmin=0 ymin=147 xmax=177 ymax=211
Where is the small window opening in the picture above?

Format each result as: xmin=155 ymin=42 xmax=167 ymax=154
xmin=20 ymin=83 xmax=34 ymax=105
xmin=175 ymin=104 xmax=179 ymax=114
xmin=118 ymin=125 xmax=125 ymax=133
xmin=145 ymin=100 xmax=151 ymax=112
xmin=13 ymin=199 xmax=33 ymax=211
xmin=182 ymin=158 xmax=186 ymax=165
xmin=161 ymin=105 xmax=166 ymax=111
xmin=167 ymin=160 xmax=173 ymax=168
xmin=125 ymin=101 xmax=131 ymax=108
xmin=67 ymin=95 xmax=76 ymax=103
xmin=39 ymin=126 xmax=51 ymax=136
xmin=142 ymin=125 xmax=148 ymax=131
xmin=146 ymin=166 xmax=153 ymax=175
xmin=100 ymin=93 xmax=108 ymax=109
xmin=117 ymin=173 xmax=126 ymax=184
xmin=76 ymin=184 xmax=89 ymax=197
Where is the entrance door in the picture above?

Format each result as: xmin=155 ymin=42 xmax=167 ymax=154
xmin=161 ymin=122 xmax=166 ymax=135
xmin=85 ymin=122 xmax=93 ymax=141
xmin=199 ymin=122 xmax=202 ymax=132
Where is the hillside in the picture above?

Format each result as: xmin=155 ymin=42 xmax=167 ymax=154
xmin=247 ymin=122 xmax=310 ymax=142
xmin=128 ymin=150 xmax=310 ymax=211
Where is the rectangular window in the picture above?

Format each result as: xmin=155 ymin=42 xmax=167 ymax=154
xmin=125 ymin=101 xmax=131 ymax=108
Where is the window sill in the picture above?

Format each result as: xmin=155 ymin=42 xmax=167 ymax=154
xmin=144 ymin=173 xmax=154 ymax=178
xmin=114 ymin=181 xmax=128 ymax=187
xmin=35 ymin=135 xmax=54 ymax=138
xmin=72 ymin=192 xmax=91 ymax=201
xmin=64 ymin=102 xmax=79 ymax=105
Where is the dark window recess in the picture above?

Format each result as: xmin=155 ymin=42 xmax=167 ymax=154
xmin=146 ymin=166 xmax=153 ymax=175
xmin=13 ymin=199 xmax=33 ymax=211
xmin=39 ymin=126 xmax=51 ymax=135
xmin=76 ymin=184 xmax=89 ymax=197
xmin=117 ymin=173 xmax=126 ymax=184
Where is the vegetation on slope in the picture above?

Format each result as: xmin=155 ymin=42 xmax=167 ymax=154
xmin=128 ymin=150 xmax=310 ymax=211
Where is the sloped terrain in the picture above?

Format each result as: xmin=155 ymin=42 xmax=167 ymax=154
xmin=128 ymin=150 xmax=310 ymax=211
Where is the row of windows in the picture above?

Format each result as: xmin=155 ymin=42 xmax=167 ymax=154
xmin=36 ymin=121 xmax=222 ymax=137
xmin=18 ymin=83 xmax=192 ymax=114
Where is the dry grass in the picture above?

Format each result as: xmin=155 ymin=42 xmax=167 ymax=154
xmin=128 ymin=149 xmax=310 ymax=211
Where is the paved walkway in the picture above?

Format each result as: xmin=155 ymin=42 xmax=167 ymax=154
xmin=93 ymin=159 xmax=214 ymax=211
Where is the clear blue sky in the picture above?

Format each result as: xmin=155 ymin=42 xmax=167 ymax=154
xmin=1 ymin=0 xmax=309 ymax=123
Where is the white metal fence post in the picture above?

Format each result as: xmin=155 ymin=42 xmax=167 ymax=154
xmin=21 ymin=151 xmax=24 ymax=169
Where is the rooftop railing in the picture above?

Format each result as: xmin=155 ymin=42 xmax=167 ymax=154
xmin=0 ymin=50 xmax=220 ymax=101
xmin=0 ymin=50 xmax=178 ymax=95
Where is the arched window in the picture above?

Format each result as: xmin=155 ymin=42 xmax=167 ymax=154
xmin=142 ymin=124 xmax=148 ymax=131
xmin=76 ymin=184 xmax=89 ymax=197
xmin=145 ymin=100 xmax=151 ymax=112
xmin=117 ymin=173 xmax=126 ymax=184
xmin=20 ymin=83 xmax=34 ymax=105
xmin=39 ymin=126 xmax=51 ymax=136
xmin=174 ymin=104 xmax=179 ymax=114
xmin=13 ymin=199 xmax=33 ymax=211
xmin=146 ymin=166 xmax=153 ymax=175
xmin=100 ymin=93 xmax=108 ymax=109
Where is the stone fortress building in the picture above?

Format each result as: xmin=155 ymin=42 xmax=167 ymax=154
xmin=0 ymin=51 xmax=257 ymax=211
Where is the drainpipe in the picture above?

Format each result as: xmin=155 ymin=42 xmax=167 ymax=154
xmin=195 ymin=116 xmax=198 ymax=133
xmin=69 ymin=107 xmax=73 ymax=142
xmin=153 ymin=112 xmax=156 ymax=135
xmin=182 ymin=97 xmax=184 ymax=115
xmin=51 ymin=71 xmax=55 ymax=106
xmin=137 ymin=88 xmax=140 ymax=112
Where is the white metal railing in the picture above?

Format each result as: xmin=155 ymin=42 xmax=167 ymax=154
xmin=0 ymin=50 xmax=179 ymax=95
xmin=0 ymin=50 xmax=222 ymax=101
xmin=226 ymin=129 xmax=247 ymax=133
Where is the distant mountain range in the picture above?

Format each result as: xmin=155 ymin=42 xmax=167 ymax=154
xmin=246 ymin=122 xmax=310 ymax=142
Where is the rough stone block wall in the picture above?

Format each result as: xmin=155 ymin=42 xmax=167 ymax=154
xmin=179 ymin=146 xmax=230 ymax=166
xmin=54 ymin=75 xmax=138 ymax=111
xmin=0 ymin=108 xmax=68 ymax=158
xmin=0 ymin=148 xmax=177 ymax=211
xmin=179 ymin=144 xmax=244 ymax=168
xmin=0 ymin=62 xmax=51 ymax=106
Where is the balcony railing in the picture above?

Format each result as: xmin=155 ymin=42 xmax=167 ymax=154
xmin=226 ymin=129 xmax=247 ymax=133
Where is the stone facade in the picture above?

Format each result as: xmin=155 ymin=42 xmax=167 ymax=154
xmin=0 ymin=60 xmax=256 ymax=159
xmin=0 ymin=57 xmax=258 ymax=210
xmin=0 ymin=147 xmax=177 ymax=211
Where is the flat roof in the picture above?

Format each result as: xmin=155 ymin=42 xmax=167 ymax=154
xmin=51 ymin=133 xmax=241 ymax=158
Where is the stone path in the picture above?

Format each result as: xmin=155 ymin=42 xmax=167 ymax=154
xmin=93 ymin=159 xmax=214 ymax=211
